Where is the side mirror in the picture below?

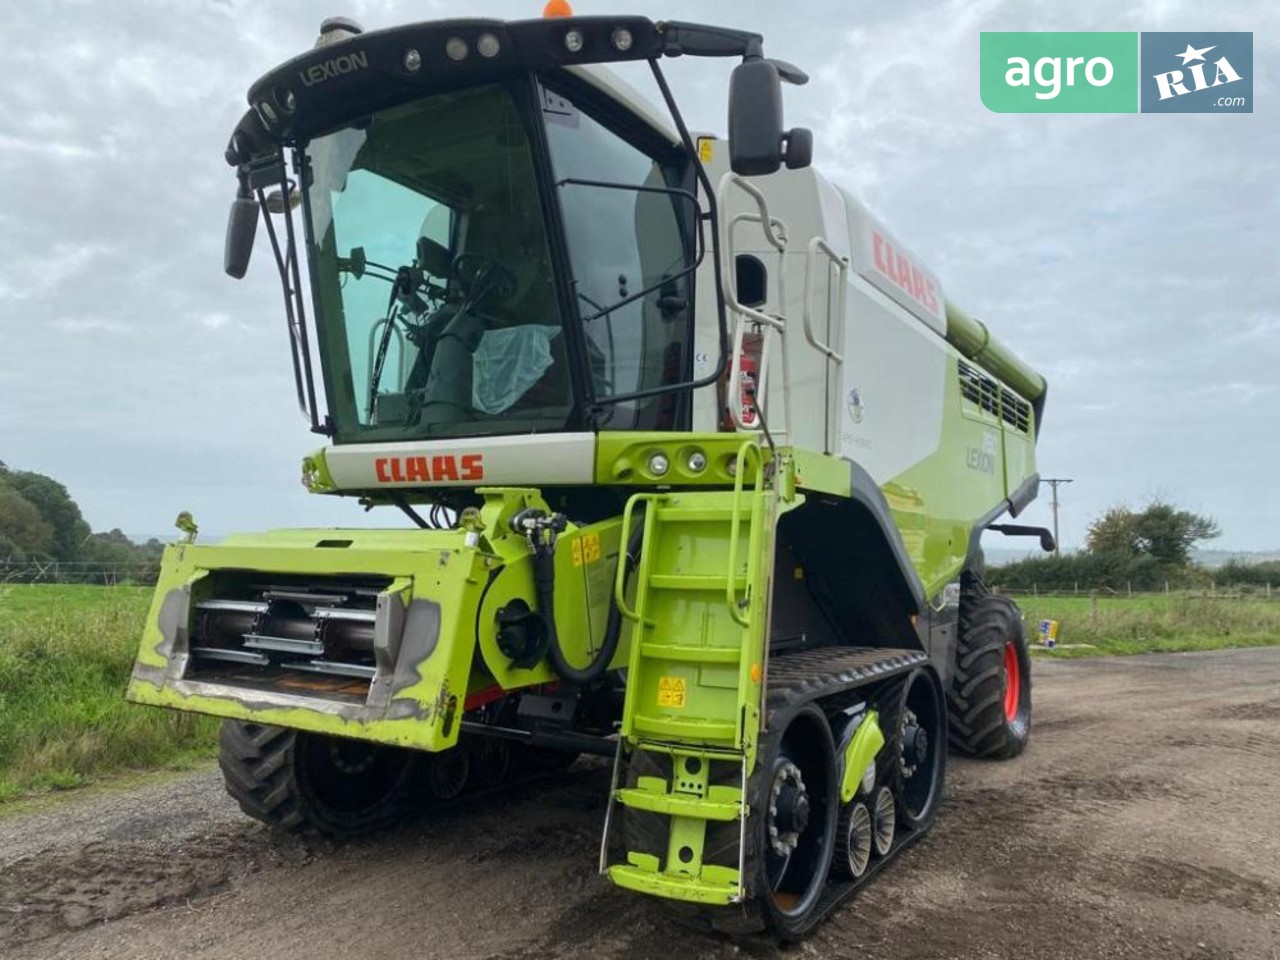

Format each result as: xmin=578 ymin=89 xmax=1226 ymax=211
xmin=728 ymin=59 xmax=783 ymax=176
xmin=225 ymin=194 xmax=259 ymax=279
xmin=728 ymin=59 xmax=814 ymax=177
xmin=783 ymin=127 xmax=813 ymax=170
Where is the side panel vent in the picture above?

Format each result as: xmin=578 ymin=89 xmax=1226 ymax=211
xmin=958 ymin=360 xmax=1031 ymax=433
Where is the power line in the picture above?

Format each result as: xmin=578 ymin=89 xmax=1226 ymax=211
xmin=1040 ymin=478 xmax=1074 ymax=554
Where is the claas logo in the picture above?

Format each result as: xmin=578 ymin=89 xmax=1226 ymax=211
xmin=872 ymin=230 xmax=939 ymax=315
xmin=374 ymin=454 xmax=484 ymax=483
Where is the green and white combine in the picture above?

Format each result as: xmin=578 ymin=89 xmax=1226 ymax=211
xmin=127 ymin=8 xmax=1050 ymax=938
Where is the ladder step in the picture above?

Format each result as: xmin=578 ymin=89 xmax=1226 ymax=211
xmin=608 ymin=862 xmax=740 ymax=906
xmin=632 ymin=715 xmax=737 ymax=743
xmin=639 ymin=643 xmax=741 ymax=664
xmin=648 ymin=574 xmax=746 ymax=591
xmin=615 ymin=785 xmax=742 ymax=821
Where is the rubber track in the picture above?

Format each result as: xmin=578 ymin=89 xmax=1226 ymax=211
xmin=661 ymin=646 xmax=932 ymax=938
xmin=764 ymin=647 xmax=930 ymax=935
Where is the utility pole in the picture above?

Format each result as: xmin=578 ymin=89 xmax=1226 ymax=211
xmin=1041 ymin=478 xmax=1073 ymax=554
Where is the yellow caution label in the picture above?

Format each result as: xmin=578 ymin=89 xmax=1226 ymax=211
xmin=697 ymin=138 xmax=714 ymax=163
xmin=571 ymin=532 xmax=601 ymax=567
xmin=657 ymin=675 xmax=687 ymax=708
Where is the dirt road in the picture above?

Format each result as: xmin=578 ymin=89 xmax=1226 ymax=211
xmin=3 ymin=648 xmax=1280 ymax=960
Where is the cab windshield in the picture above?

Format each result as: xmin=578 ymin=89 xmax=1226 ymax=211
xmin=305 ymin=83 xmax=570 ymax=441
xmin=302 ymin=78 xmax=695 ymax=443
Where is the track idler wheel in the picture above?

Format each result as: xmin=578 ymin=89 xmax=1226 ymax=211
xmin=894 ymin=667 xmax=947 ymax=831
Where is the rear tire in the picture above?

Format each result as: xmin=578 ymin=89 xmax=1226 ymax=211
xmin=218 ymin=721 xmax=419 ymax=836
xmin=947 ymin=574 xmax=1032 ymax=759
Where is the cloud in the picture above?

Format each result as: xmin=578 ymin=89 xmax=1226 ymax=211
xmin=54 ymin=316 xmax=133 ymax=335
xmin=2 ymin=0 xmax=1276 ymax=553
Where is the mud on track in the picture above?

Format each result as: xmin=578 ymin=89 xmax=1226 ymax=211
xmin=3 ymin=647 xmax=1280 ymax=959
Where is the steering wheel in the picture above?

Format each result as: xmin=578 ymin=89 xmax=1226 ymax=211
xmin=452 ymin=252 xmax=516 ymax=302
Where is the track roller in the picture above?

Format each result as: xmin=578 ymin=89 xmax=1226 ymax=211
xmin=871 ymin=785 xmax=895 ymax=856
xmin=834 ymin=800 xmax=873 ymax=879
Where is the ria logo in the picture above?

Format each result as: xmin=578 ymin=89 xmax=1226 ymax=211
xmin=1153 ymin=43 xmax=1242 ymax=100
xmin=1141 ymin=33 xmax=1252 ymax=112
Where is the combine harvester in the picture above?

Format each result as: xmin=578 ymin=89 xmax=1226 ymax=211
xmin=128 ymin=4 xmax=1051 ymax=938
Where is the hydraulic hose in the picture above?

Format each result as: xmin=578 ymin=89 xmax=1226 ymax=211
xmin=533 ymin=518 xmax=645 ymax=685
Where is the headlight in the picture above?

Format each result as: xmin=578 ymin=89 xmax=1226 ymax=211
xmin=445 ymin=37 xmax=469 ymax=61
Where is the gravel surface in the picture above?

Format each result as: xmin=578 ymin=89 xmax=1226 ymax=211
xmin=3 ymin=647 xmax=1279 ymax=959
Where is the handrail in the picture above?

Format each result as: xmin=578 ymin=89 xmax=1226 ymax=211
xmin=802 ymin=236 xmax=847 ymax=363
xmin=724 ymin=441 xmax=766 ymax=627
xmin=717 ymin=173 xmax=791 ymax=436
xmin=717 ymin=174 xmax=786 ymax=332
xmin=614 ymin=493 xmax=659 ymax=622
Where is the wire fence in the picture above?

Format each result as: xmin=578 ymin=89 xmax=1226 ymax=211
xmin=2 ymin=562 xmax=1276 ymax=602
xmin=0 ymin=561 xmax=162 ymax=586
xmin=994 ymin=582 xmax=1277 ymax=601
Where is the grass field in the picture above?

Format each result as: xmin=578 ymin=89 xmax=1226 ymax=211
xmin=1016 ymin=593 xmax=1280 ymax=658
xmin=0 ymin=584 xmax=217 ymax=802
xmin=1 ymin=585 xmax=1278 ymax=802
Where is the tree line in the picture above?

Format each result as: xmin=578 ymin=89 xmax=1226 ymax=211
xmin=989 ymin=499 xmax=1274 ymax=592
xmin=0 ymin=461 xmax=164 ymax=582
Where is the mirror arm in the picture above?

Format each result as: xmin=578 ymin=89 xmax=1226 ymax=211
xmin=767 ymin=58 xmax=809 ymax=86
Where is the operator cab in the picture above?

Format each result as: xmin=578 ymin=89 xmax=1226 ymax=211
xmin=222 ymin=14 xmax=811 ymax=445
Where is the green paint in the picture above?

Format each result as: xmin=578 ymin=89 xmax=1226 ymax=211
xmin=126 ymin=488 xmax=630 ymax=753
xmin=593 ymin=432 xmax=752 ymax=486
xmin=888 ymin=353 xmax=1038 ymax=599
xmin=608 ymin=861 xmax=741 ymax=905
xmin=840 ymin=711 xmax=885 ymax=804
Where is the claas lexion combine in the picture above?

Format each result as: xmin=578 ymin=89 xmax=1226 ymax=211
xmin=127 ymin=5 xmax=1052 ymax=938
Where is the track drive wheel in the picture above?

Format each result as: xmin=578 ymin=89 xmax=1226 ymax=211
xmin=219 ymin=721 xmax=418 ymax=837
xmin=948 ymin=573 xmax=1032 ymax=759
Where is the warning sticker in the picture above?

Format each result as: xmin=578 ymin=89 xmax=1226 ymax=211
xmin=657 ymin=676 xmax=687 ymax=708
xmin=571 ymin=532 xmax=601 ymax=567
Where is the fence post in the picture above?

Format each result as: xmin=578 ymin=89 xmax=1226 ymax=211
xmin=1091 ymin=591 xmax=1099 ymax=628
xmin=1074 ymin=582 xmax=1079 ymax=595
xmin=1268 ymin=583 xmax=1272 ymax=600
xmin=1033 ymin=583 xmax=1038 ymax=597
xmin=1127 ymin=581 xmax=1132 ymax=598
xmin=1165 ymin=580 xmax=1169 ymax=595
xmin=1211 ymin=578 xmax=1215 ymax=597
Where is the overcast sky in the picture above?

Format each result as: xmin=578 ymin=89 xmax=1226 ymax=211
xmin=2 ymin=0 xmax=1276 ymax=551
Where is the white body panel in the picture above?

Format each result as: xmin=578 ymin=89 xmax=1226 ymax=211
xmin=324 ymin=433 xmax=597 ymax=489
xmin=838 ymin=277 xmax=948 ymax=480
xmin=694 ymin=141 xmax=952 ymax=486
